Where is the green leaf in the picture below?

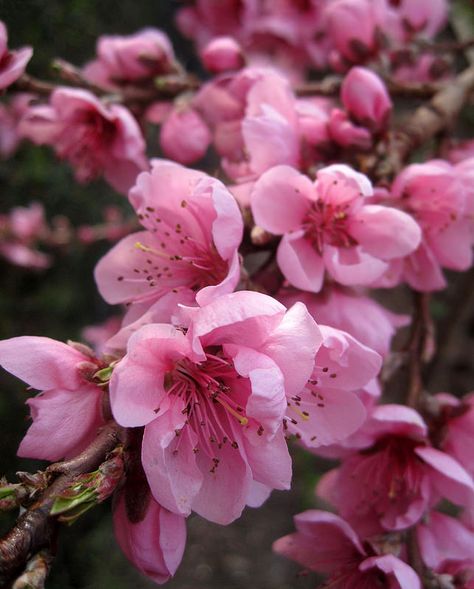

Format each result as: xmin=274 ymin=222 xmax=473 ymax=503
xmin=51 ymin=487 xmax=97 ymax=516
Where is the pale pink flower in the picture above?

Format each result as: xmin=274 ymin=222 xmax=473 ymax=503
xmin=341 ymin=66 xmax=392 ymax=132
xmin=113 ymin=491 xmax=186 ymax=584
xmin=19 ymin=88 xmax=147 ymax=195
xmin=160 ymin=106 xmax=211 ymax=165
xmin=201 ymin=37 xmax=245 ymax=73
xmin=109 ymin=291 xmax=320 ymax=524
xmin=317 ymin=405 xmax=474 ymax=536
xmin=274 ymin=510 xmax=421 ymax=589
xmin=0 ymin=21 xmax=32 ymax=90
xmin=95 ymin=159 xmax=243 ymax=320
xmin=284 ymin=323 xmax=381 ymax=448
xmin=278 ymin=284 xmax=409 ymax=356
xmin=83 ymin=28 xmax=176 ymax=89
xmin=251 ymin=164 xmax=421 ymax=292
xmin=0 ymin=336 xmax=105 ymax=461
xmin=389 ymin=160 xmax=472 ymax=291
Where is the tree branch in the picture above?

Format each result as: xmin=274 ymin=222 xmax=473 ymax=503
xmin=406 ymin=292 xmax=433 ymax=409
xmin=0 ymin=421 xmax=124 ymax=586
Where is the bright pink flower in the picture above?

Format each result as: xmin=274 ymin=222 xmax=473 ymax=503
xmin=95 ymin=159 xmax=243 ymax=320
xmin=160 ymin=106 xmax=211 ymax=165
xmin=0 ymin=336 xmax=105 ymax=461
xmin=83 ymin=28 xmax=176 ymax=89
xmin=251 ymin=164 xmax=421 ymax=292
xmin=274 ymin=510 xmax=421 ymax=589
xmin=0 ymin=21 xmax=32 ymax=90
xmin=278 ymin=284 xmax=408 ymax=356
xmin=284 ymin=323 xmax=381 ymax=448
xmin=317 ymin=405 xmax=474 ymax=536
xmin=341 ymin=66 xmax=392 ymax=132
xmin=390 ymin=161 xmax=472 ymax=291
xmin=110 ymin=291 xmax=320 ymax=524
xmin=201 ymin=37 xmax=245 ymax=73
xmin=113 ymin=492 xmax=186 ymax=584
xmin=19 ymin=88 xmax=147 ymax=194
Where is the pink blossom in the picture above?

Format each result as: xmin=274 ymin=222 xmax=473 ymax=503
xmin=83 ymin=28 xmax=176 ymax=89
xmin=251 ymin=164 xmax=421 ymax=292
xmin=95 ymin=159 xmax=243 ymax=320
xmin=201 ymin=37 xmax=245 ymax=73
xmin=160 ymin=106 xmax=211 ymax=165
xmin=278 ymin=284 xmax=408 ymax=356
xmin=19 ymin=88 xmax=147 ymax=195
xmin=109 ymin=291 xmax=321 ymax=524
xmin=0 ymin=336 xmax=105 ymax=461
xmin=0 ymin=21 xmax=32 ymax=90
xmin=392 ymin=0 xmax=449 ymax=40
xmin=390 ymin=160 xmax=472 ymax=291
xmin=274 ymin=510 xmax=421 ymax=589
xmin=0 ymin=94 xmax=33 ymax=158
xmin=113 ymin=491 xmax=186 ymax=584
xmin=317 ymin=405 xmax=474 ymax=536
xmin=284 ymin=323 xmax=381 ymax=448
xmin=82 ymin=316 xmax=122 ymax=356
xmin=328 ymin=108 xmax=372 ymax=149
xmin=436 ymin=393 xmax=474 ymax=477
xmin=341 ymin=66 xmax=392 ymax=132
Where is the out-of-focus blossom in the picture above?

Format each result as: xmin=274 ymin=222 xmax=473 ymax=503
xmin=0 ymin=337 xmax=105 ymax=461
xmin=274 ymin=510 xmax=421 ymax=589
xmin=83 ymin=28 xmax=177 ymax=89
xmin=82 ymin=316 xmax=122 ymax=356
xmin=341 ymin=66 xmax=392 ymax=132
xmin=160 ymin=106 xmax=211 ymax=165
xmin=201 ymin=37 xmax=245 ymax=73
xmin=328 ymin=108 xmax=372 ymax=149
xmin=251 ymin=163 xmax=421 ymax=292
xmin=19 ymin=88 xmax=147 ymax=195
xmin=110 ymin=291 xmax=320 ymax=524
xmin=95 ymin=159 xmax=243 ymax=321
xmin=0 ymin=20 xmax=32 ymax=90
xmin=0 ymin=94 xmax=33 ymax=158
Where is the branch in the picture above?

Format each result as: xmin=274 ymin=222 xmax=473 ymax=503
xmin=0 ymin=421 xmax=124 ymax=586
xmin=296 ymin=77 xmax=442 ymax=98
xmin=406 ymin=292 xmax=433 ymax=409
xmin=374 ymin=63 xmax=474 ymax=181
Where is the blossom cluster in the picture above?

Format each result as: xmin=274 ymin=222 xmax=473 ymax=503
xmin=0 ymin=3 xmax=473 ymax=588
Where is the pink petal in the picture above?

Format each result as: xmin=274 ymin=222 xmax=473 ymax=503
xmin=18 ymin=386 xmax=103 ymax=461
xmin=243 ymin=427 xmax=292 ymax=490
xmin=323 ymin=245 xmax=388 ymax=285
xmin=277 ymin=232 xmax=325 ymax=292
xmin=360 ymin=555 xmax=421 ymax=589
xmin=350 ymin=205 xmax=422 ymax=260
xmin=0 ymin=336 xmax=85 ymax=391
xmin=251 ymin=165 xmax=312 ymax=235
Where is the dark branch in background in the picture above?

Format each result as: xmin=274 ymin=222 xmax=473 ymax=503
xmin=406 ymin=292 xmax=433 ymax=409
xmin=374 ymin=63 xmax=474 ymax=182
xmin=296 ymin=77 xmax=443 ymax=98
xmin=0 ymin=421 xmax=124 ymax=587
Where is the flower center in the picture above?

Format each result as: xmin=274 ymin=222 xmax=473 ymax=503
xmin=302 ymin=200 xmax=357 ymax=255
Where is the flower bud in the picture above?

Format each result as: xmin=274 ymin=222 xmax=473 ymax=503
xmin=160 ymin=106 xmax=211 ymax=164
xmin=201 ymin=36 xmax=245 ymax=73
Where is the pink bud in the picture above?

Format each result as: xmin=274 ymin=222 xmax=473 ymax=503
xmin=160 ymin=107 xmax=211 ymax=164
xmin=201 ymin=36 xmax=245 ymax=73
xmin=341 ymin=67 xmax=392 ymax=132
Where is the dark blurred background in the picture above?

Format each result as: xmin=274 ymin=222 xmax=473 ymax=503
xmin=1 ymin=2 xmax=474 ymax=588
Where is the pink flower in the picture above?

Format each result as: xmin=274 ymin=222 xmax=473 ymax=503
xmin=95 ymin=159 xmax=243 ymax=320
xmin=0 ymin=94 xmax=33 ymax=158
xmin=160 ymin=106 xmax=211 ymax=165
xmin=83 ymin=28 xmax=176 ymax=89
xmin=393 ymin=0 xmax=449 ymax=40
xmin=328 ymin=107 xmax=372 ymax=149
xmin=318 ymin=405 xmax=474 ymax=536
xmin=436 ymin=393 xmax=474 ymax=477
xmin=113 ymin=491 xmax=186 ymax=584
xmin=0 ymin=21 xmax=32 ymax=90
xmin=341 ymin=66 xmax=392 ymax=132
xmin=201 ymin=37 xmax=245 ymax=73
xmin=390 ymin=161 xmax=472 ymax=291
xmin=284 ymin=323 xmax=381 ymax=448
xmin=278 ymin=284 xmax=408 ymax=356
xmin=109 ymin=291 xmax=320 ymax=524
xmin=19 ymin=88 xmax=147 ymax=194
xmin=0 ymin=337 xmax=105 ymax=461
xmin=251 ymin=164 xmax=421 ymax=292
xmin=82 ymin=316 xmax=122 ymax=356
xmin=274 ymin=510 xmax=421 ymax=589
